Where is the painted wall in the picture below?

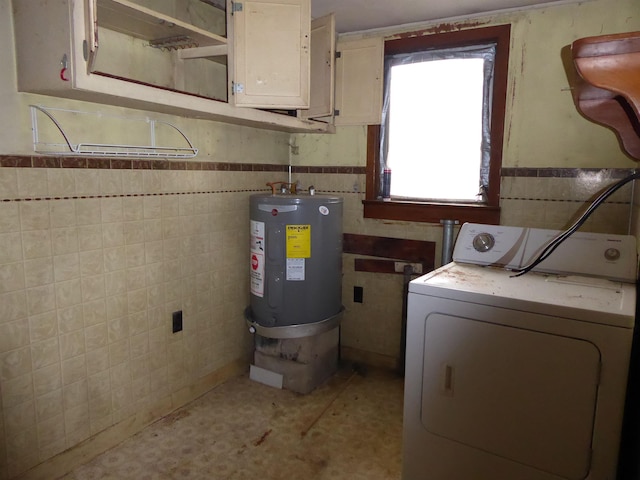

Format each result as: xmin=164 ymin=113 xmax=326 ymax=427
xmin=293 ymin=0 xmax=640 ymax=368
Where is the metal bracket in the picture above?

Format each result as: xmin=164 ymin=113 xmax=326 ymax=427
xmin=231 ymin=1 xmax=243 ymax=13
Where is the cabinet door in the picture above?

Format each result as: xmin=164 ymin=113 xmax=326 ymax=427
xmin=228 ymin=0 xmax=310 ymax=109
xmin=334 ymin=37 xmax=383 ymax=125
xmin=299 ymin=13 xmax=335 ymax=120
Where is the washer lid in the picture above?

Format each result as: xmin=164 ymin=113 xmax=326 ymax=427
xmin=409 ymin=263 xmax=636 ymax=328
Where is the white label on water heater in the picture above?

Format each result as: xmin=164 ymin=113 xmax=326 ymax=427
xmin=286 ymin=258 xmax=305 ymax=281
xmin=250 ymin=220 xmax=265 ymax=296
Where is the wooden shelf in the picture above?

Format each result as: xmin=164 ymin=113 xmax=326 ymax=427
xmin=97 ymin=0 xmax=227 ymax=49
xmin=570 ymin=31 xmax=640 ymax=160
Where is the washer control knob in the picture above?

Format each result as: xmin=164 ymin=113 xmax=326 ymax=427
xmin=604 ymin=248 xmax=621 ymax=261
xmin=472 ymin=233 xmax=495 ymax=252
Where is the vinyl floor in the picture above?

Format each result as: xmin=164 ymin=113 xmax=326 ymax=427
xmin=61 ymin=365 xmax=404 ymax=480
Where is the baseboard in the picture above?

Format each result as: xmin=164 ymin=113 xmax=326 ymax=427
xmin=340 ymin=346 xmax=399 ymax=371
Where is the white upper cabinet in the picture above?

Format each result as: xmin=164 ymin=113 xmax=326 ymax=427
xmin=299 ymin=13 xmax=336 ymax=121
xmin=228 ymin=0 xmax=311 ymax=109
xmin=11 ymin=0 xmax=330 ymax=133
xmin=334 ymin=36 xmax=384 ymax=125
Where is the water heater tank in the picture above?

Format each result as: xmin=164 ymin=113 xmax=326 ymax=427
xmin=247 ymin=193 xmax=343 ymax=338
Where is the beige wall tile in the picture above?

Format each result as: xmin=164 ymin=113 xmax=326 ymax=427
xmin=99 ymin=170 xmax=123 ymax=195
xmin=4 ymin=400 xmax=36 ymax=440
xmin=60 ymin=330 xmax=86 ymax=361
xmin=122 ymin=171 xmax=143 ymax=196
xmin=101 ymin=197 xmax=123 ymax=224
xmin=77 ymin=224 xmax=103 ymax=252
xmin=62 ymin=355 xmax=86 ymax=386
xmin=103 ymin=246 xmax=126 ymax=272
xmin=0 ymin=318 xmax=29 ymax=353
xmin=106 ymin=294 xmax=127 ymax=320
xmin=47 ymin=170 xmax=76 ymax=198
xmin=125 ymin=243 xmax=145 ymax=268
xmin=81 ymin=275 xmax=106 ymax=303
xmin=49 ymin=200 xmax=76 ymax=229
xmin=0 ymin=346 xmax=32 ymax=381
xmin=2 ymin=373 xmax=34 ymax=409
xmin=32 ymin=361 xmax=61 ymax=397
xmin=76 ymin=198 xmax=102 ymax=226
xmin=55 ymin=279 xmax=82 ymax=310
xmin=24 ymin=257 xmax=54 ymax=288
xmin=109 ymin=339 xmax=130 ymax=367
xmin=110 ymin=361 xmax=131 ymax=390
xmin=74 ymin=170 xmax=101 ymax=197
xmin=129 ymin=311 xmax=149 ymax=336
xmin=26 ymin=286 xmax=56 ymax=315
xmin=124 ymin=220 xmax=145 ymax=245
xmin=31 ymin=338 xmax=60 ymax=372
xmin=64 ymin=403 xmax=90 ymax=446
xmin=0 ymin=232 xmax=23 ymax=264
xmin=105 ymin=270 xmax=127 ymax=297
xmin=29 ymin=311 xmax=58 ymax=343
xmin=83 ymin=299 xmax=107 ymax=327
xmin=0 ymin=202 xmax=21 ymax=233
xmin=86 ymin=346 xmax=110 ymax=376
xmin=0 ymin=169 xmax=18 ymax=199
xmin=63 ymin=379 xmax=88 ymax=411
xmin=17 ymin=169 xmax=48 ymax=198
xmin=108 ymin=317 xmax=130 ymax=344
xmin=102 ymin=222 xmax=124 ymax=248
xmin=20 ymin=202 xmax=50 ymax=231
xmin=53 ymin=253 xmax=80 ymax=282
xmin=85 ymin=323 xmax=108 ymax=352
xmin=0 ymin=262 xmax=25 ymax=294
xmin=37 ymin=414 xmax=65 ymax=449
xmin=79 ymin=250 xmax=104 ymax=276
xmin=35 ymin=389 xmax=63 ymax=422
xmin=58 ymin=305 xmax=85 ymax=334
xmin=51 ymin=227 xmax=79 ymax=255
xmin=21 ymin=230 xmax=52 ymax=259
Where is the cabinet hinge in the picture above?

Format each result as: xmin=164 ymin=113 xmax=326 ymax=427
xmin=232 ymin=81 xmax=244 ymax=95
xmin=231 ymin=1 xmax=243 ymax=14
xmin=335 ymin=51 xmax=342 ymax=59
xmin=334 ymin=109 xmax=340 ymax=116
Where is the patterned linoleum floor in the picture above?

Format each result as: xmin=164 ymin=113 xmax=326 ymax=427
xmin=61 ymin=366 xmax=404 ymax=480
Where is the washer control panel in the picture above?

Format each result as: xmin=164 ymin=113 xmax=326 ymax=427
xmin=453 ymin=223 xmax=637 ymax=282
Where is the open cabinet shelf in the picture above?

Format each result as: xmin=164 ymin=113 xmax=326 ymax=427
xmin=97 ymin=0 xmax=227 ymax=49
xmin=570 ymin=31 xmax=640 ymax=160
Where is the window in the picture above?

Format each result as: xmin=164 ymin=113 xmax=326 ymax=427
xmin=364 ymin=25 xmax=510 ymax=224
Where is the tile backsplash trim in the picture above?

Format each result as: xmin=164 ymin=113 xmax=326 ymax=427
xmin=0 ymin=155 xmax=367 ymax=174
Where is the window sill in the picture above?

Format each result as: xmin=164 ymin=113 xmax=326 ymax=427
xmin=362 ymin=199 xmax=500 ymax=224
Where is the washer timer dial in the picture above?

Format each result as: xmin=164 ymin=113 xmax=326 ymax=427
xmin=472 ymin=233 xmax=495 ymax=252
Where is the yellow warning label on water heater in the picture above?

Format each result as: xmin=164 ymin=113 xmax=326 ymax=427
xmin=286 ymin=225 xmax=311 ymax=258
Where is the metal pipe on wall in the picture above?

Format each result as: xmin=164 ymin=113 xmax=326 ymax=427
xmin=440 ymin=219 xmax=459 ymax=265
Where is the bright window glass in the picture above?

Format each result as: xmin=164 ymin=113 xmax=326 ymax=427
xmin=387 ymin=58 xmax=484 ymax=202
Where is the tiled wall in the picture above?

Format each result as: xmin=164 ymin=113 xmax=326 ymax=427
xmin=501 ymin=168 xmax=636 ymax=234
xmin=0 ymin=153 xmax=636 ymax=478
xmin=0 ymin=157 xmax=298 ymax=479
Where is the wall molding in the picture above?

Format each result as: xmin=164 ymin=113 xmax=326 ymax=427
xmin=0 ymin=155 xmax=367 ymax=174
xmin=501 ymin=167 xmax=635 ymax=178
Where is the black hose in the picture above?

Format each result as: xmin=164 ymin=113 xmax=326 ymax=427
xmin=511 ymin=170 xmax=640 ymax=277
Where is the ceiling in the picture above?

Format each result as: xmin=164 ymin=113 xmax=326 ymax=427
xmin=205 ymin=0 xmax=579 ymax=34
xmin=311 ymin=0 xmax=576 ymax=33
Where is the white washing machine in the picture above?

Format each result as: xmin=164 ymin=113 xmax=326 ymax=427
xmin=403 ymin=223 xmax=637 ymax=480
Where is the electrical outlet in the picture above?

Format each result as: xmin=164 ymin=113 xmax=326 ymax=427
xmin=393 ymin=262 xmax=423 ymax=274
xmin=354 ymin=286 xmax=363 ymax=303
xmin=172 ymin=310 xmax=183 ymax=333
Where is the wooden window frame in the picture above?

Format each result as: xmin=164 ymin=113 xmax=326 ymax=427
xmin=364 ymin=24 xmax=511 ymax=225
